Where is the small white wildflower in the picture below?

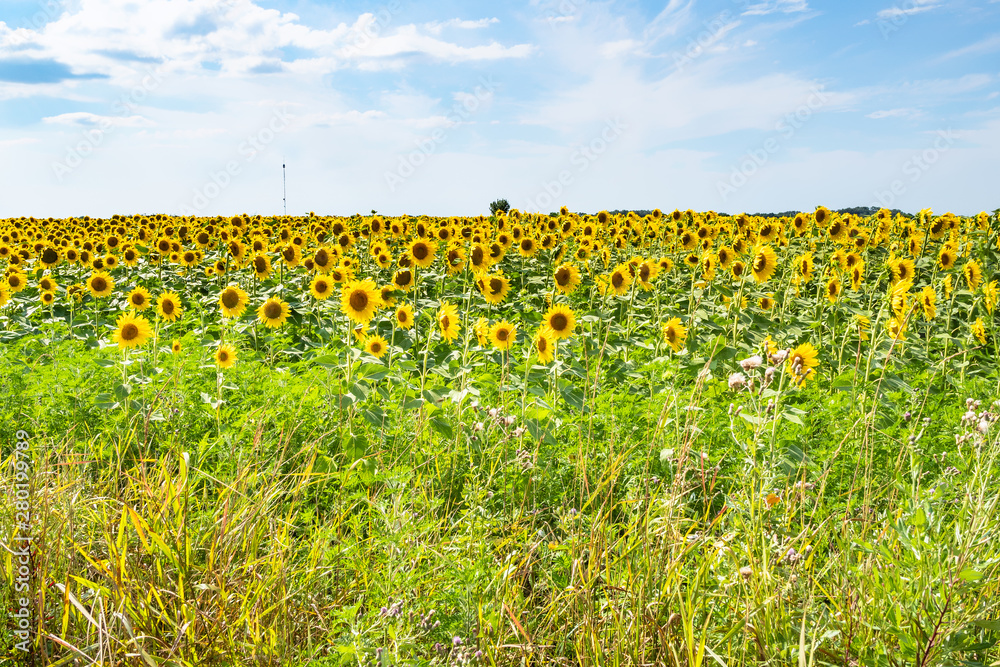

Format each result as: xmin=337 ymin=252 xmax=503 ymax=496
xmin=740 ymin=355 xmax=763 ymax=371
xmin=728 ymin=372 xmax=747 ymax=391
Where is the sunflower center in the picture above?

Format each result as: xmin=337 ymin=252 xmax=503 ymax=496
xmin=219 ymin=351 xmax=229 ymax=362
xmin=42 ymin=248 xmax=59 ymax=264
xmin=92 ymin=277 xmax=107 ymax=292
xmin=315 ymin=281 xmax=329 ymax=294
xmin=255 ymin=257 xmax=267 ymax=273
xmin=551 ymin=314 xmax=568 ymax=331
xmin=221 ymin=289 xmax=239 ymax=309
xmin=497 ymin=329 xmax=509 ymax=341
xmin=315 ymin=249 xmax=329 ymax=266
xmin=264 ymin=302 xmax=282 ymax=319
xmin=413 ymin=244 xmax=429 ymax=260
xmin=121 ymin=323 xmax=139 ymax=341
xmin=490 ymin=278 xmax=503 ymax=294
xmin=611 ymin=273 xmax=624 ymax=289
xmin=555 ymin=268 xmax=570 ymax=285
xmin=350 ymin=291 xmax=368 ymax=312
xmin=753 ymin=255 xmax=766 ymax=272
xmin=538 ymin=338 xmax=547 ymax=352
xmin=666 ymin=327 xmax=677 ymax=343
xmin=398 ymin=311 xmax=408 ymax=323
xmin=471 ymin=247 xmax=484 ymax=265
xmin=441 ymin=315 xmax=451 ymax=329
xmin=162 ymin=300 xmax=175 ymax=315
xmin=131 ymin=295 xmax=145 ymax=306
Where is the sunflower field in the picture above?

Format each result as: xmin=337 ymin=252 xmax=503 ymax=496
xmin=2 ymin=206 xmax=1000 ymax=666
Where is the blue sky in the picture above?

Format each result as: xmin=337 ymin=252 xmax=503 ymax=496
xmin=1 ymin=0 xmax=998 ymax=217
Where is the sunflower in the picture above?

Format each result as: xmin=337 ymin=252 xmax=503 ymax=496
xmin=127 ymin=286 xmax=152 ymax=311
xmin=111 ymin=311 xmax=153 ymax=351
xmin=661 ymin=317 xmax=688 ymax=353
xmin=972 ymin=317 xmax=987 ymax=345
xmin=438 ymin=302 xmax=461 ymax=342
xmin=39 ymin=245 xmax=61 ymax=268
xmin=750 ymin=245 xmax=778 ymax=283
xmin=310 ymin=275 xmax=333 ymax=300
xmin=855 ymin=314 xmax=871 ymax=342
xmin=479 ymin=272 xmax=511 ymax=305
xmin=312 ymin=247 xmax=334 ymax=272
xmin=731 ymin=261 xmax=746 ymax=281
xmin=826 ymin=276 xmax=841 ymax=304
xmin=341 ymin=279 xmax=381 ymax=323
xmin=920 ymin=285 xmax=936 ymax=321
xmin=490 ymin=320 xmax=517 ymax=351
xmin=797 ymin=253 xmax=814 ymax=282
xmin=395 ymin=304 xmax=415 ymax=329
xmin=408 ymin=239 xmax=438 ymax=269
xmin=251 ymin=253 xmax=272 ymax=279
xmin=638 ymin=260 xmax=660 ymax=290
xmin=374 ymin=285 xmax=395 ymax=309
xmin=257 ymin=297 xmax=290 ymax=328
xmin=215 ymin=343 xmax=238 ymax=369
xmin=606 ymin=263 xmax=633 ymax=296
xmin=542 ymin=304 xmax=576 ymax=340
xmin=534 ymin=327 xmax=555 ymax=364
xmin=886 ymin=316 xmax=907 ymax=342
xmin=219 ymin=285 xmax=249 ymax=318
xmin=469 ymin=243 xmax=491 ymax=274
xmin=787 ymin=342 xmax=818 ymax=387
xmin=157 ymin=291 xmax=182 ymax=322
xmin=38 ymin=275 xmax=58 ymax=292
xmin=964 ymin=260 xmax=982 ymax=292
xmin=938 ymin=247 xmax=956 ymax=271
xmin=87 ymin=271 xmax=114 ymax=298
xmin=365 ymin=335 xmax=389 ymax=359
xmin=553 ymin=263 xmax=581 ymax=295
xmin=474 ymin=317 xmax=490 ymax=347
xmin=983 ymin=280 xmax=998 ymax=314
xmin=393 ymin=269 xmax=415 ymax=292
xmin=889 ymin=257 xmax=915 ymax=286
xmin=759 ymin=294 xmax=775 ymax=310
xmin=171 ymin=339 xmax=182 ymax=354
xmin=40 ymin=291 xmax=55 ymax=306
xmin=0 ymin=286 xmax=9 ymax=308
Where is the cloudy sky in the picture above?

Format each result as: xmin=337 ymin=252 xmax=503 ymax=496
xmin=1 ymin=0 xmax=998 ymax=218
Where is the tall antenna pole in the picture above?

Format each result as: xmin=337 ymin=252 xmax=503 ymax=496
xmin=282 ymin=160 xmax=287 ymax=216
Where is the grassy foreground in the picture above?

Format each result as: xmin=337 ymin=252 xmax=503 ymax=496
xmin=3 ymin=323 xmax=1000 ymax=666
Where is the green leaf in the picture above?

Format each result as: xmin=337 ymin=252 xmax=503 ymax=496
xmin=958 ymin=568 xmax=983 ymax=581
xmin=429 ymin=416 xmax=454 ymax=439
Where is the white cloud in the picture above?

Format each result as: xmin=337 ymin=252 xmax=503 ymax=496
xmin=42 ymin=112 xmax=154 ymax=127
xmin=741 ymin=0 xmax=810 ymax=16
xmin=0 ymin=137 xmax=38 ymax=147
xmin=2 ymin=0 xmax=532 ymax=84
xmin=867 ymin=108 xmax=920 ymax=119
xmin=875 ymin=0 xmax=939 ymax=20
xmin=423 ymin=18 xmax=500 ymax=35
xmin=939 ymin=33 xmax=1000 ymax=60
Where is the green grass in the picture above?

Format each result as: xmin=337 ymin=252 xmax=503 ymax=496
xmin=3 ymin=320 xmax=1000 ymax=667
